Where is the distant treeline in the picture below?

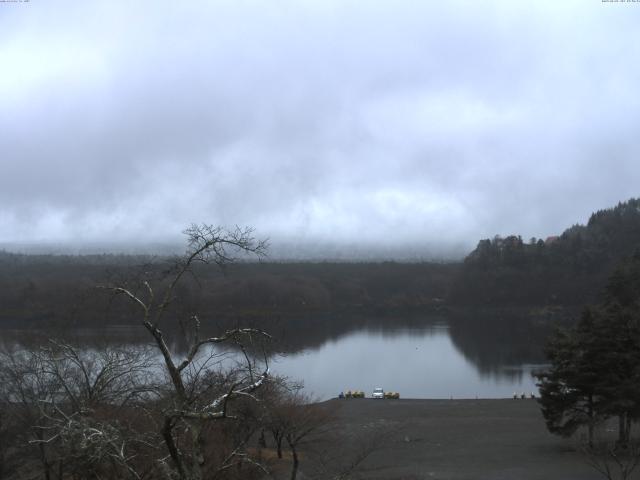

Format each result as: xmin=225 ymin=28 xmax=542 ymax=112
xmin=450 ymin=198 xmax=640 ymax=306
xmin=0 ymin=253 xmax=457 ymax=331
xmin=3 ymin=198 xmax=640 ymax=331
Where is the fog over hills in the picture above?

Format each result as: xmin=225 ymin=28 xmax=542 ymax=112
xmin=0 ymin=238 xmax=468 ymax=262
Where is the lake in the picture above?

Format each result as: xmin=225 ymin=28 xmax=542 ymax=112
xmin=269 ymin=321 xmax=543 ymax=400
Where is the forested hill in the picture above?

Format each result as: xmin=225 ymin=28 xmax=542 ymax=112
xmin=3 ymin=198 xmax=640 ymax=326
xmin=450 ymin=198 xmax=640 ymax=306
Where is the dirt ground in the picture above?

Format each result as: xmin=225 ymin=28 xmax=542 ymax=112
xmin=293 ymin=398 xmax=609 ymax=480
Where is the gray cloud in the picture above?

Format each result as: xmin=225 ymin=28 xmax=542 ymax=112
xmin=1 ymin=0 xmax=639 ymax=257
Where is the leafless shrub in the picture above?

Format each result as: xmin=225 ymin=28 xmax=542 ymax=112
xmin=0 ymin=341 xmax=159 ymax=479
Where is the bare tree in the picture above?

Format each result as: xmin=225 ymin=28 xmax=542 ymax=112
xmin=310 ymin=421 xmax=401 ymax=480
xmin=0 ymin=408 xmax=7 ymax=479
xmin=282 ymin=394 xmax=331 ymax=480
xmin=259 ymin=380 xmax=332 ymax=480
xmin=0 ymin=377 xmax=14 ymax=479
xmin=101 ymin=224 xmax=271 ymax=480
xmin=0 ymin=344 xmax=66 ymax=480
xmin=0 ymin=225 xmax=275 ymax=480
xmin=583 ymin=441 xmax=640 ymax=480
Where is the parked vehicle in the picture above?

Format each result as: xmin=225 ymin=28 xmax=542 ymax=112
xmin=372 ymin=387 xmax=384 ymax=399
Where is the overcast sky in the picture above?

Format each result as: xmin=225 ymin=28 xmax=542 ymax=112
xmin=1 ymin=1 xmax=639 ymax=258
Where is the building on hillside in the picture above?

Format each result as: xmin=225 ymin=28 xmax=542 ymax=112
xmin=545 ymin=235 xmax=559 ymax=245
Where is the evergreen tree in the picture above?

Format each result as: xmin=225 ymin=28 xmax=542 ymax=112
xmin=535 ymin=310 xmax=601 ymax=446
xmin=595 ymin=252 xmax=640 ymax=445
xmin=536 ymin=252 xmax=640 ymax=446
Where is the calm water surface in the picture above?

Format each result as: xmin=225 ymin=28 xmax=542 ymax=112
xmin=4 ymin=315 xmax=548 ymax=401
xmin=270 ymin=324 xmax=541 ymax=400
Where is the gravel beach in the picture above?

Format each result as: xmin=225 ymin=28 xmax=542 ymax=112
xmin=304 ymin=398 xmax=605 ymax=480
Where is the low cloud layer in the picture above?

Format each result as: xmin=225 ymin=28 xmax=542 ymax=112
xmin=1 ymin=1 xmax=639 ymax=257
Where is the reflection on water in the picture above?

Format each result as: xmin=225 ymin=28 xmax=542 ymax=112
xmin=271 ymin=323 xmax=542 ymax=400
xmin=2 ymin=311 xmax=557 ymax=401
